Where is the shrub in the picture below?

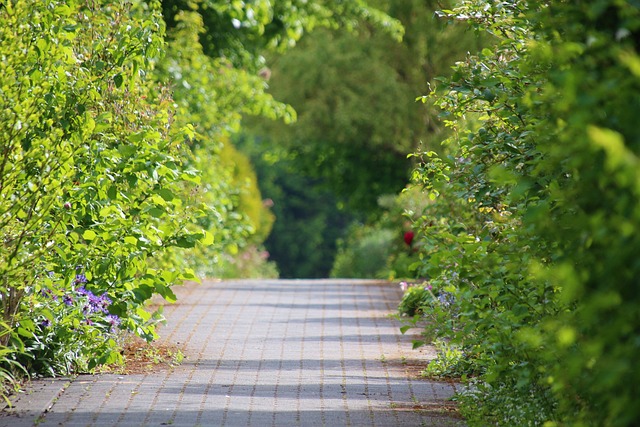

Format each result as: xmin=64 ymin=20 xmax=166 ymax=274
xmin=331 ymin=226 xmax=396 ymax=278
xmin=0 ymin=0 xmax=204 ymax=380
xmin=397 ymin=283 xmax=430 ymax=317
xmin=409 ymin=1 xmax=640 ymax=425
xmin=331 ymin=187 xmax=431 ymax=280
xmin=17 ymin=275 xmax=125 ymax=375
xmin=422 ymin=340 xmax=474 ymax=380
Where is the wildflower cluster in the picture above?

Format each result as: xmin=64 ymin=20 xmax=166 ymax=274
xmin=13 ymin=271 xmax=126 ymax=375
xmin=397 ymin=281 xmax=456 ymax=317
xmin=38 ymin=274 xmax=120 ymax=333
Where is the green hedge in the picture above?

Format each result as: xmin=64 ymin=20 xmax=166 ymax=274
xmin=408 ymin=1 xmax=640 ymax=425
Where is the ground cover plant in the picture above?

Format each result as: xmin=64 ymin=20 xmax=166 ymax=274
xmin=403 ymin=1 xmax=640 ymax=425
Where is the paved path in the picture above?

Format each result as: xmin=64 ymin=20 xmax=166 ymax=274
xmin=1 ymin=279 xmax=463 ymax=426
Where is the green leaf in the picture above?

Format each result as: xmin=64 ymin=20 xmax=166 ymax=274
xmin=16 ymin=328 xmax=33 ymax=338
xmin=147 ymin=207 xmax=165 ymax=218
xmin=180 ymin=268 xmax=200 ymax=283
xmin=160 ymin=288 xmax=177 ymax=303
xmin=588 ymin=125 xmax=636 ymax=171
xmin=36 ymin=38 xmax=48 ymax=54
xmin=124 ymin=236 xmax=138 ymax=245
xmin=20 ymin=319 xmax=35 ymax=331
xmin=113 ymin=73 xmax=123 ymax=88
xmin=175 ymin=235 xmax=198 ymax=248
xmin=157 ymin=188 xmax=174 ymax=201
xmin=107 ymin=186 xmax=118 ymax=200
xmin=83 ymin=230 xmax=97 ymax=240
xmin=200 ymin=230 xmax=214 ymax=245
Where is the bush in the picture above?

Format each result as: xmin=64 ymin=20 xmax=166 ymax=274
xmin=397 ymin=283 xmax=430 ymax=317
xmin=18 ymin=276 xmax=125 ymax=375
xmin=422 ymin=340 xmax=474 ymax=380
xmin=331 ymin=187 xmax=431 ymax=280
xmin=0 ymin=0 xmax=205 ymax=381
xmin=331 ymin=226 xmax=396 ymax=278
xmin=408 ymin=1 xmax=640 ymax=425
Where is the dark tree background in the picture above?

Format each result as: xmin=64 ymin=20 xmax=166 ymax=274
xmin=241 ymin=0 xmax=479 ymax=277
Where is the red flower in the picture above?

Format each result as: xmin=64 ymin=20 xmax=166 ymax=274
xmin=403 ymin=231 xmax=414 ymax=246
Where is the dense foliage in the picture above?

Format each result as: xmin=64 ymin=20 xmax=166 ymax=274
xmin=405 ymin=1 xmax=640 ymax=425
xmin=151 ymin=9 xmax=284 ymax=279
xmin=0 ymin=0 xmax=206 ymax=385
xmin=254 ymin=0 xmax=480 ymax=212
xmin=243 ymin=0 xmax=479 ymax=277
xmin=160 ymin=0 xmax=403 ymax=70
xmin=238 ymin=134 xmax=353 ymax=278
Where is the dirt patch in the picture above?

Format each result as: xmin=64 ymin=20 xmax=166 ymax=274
xmin=384 ymin=352 xmax=465 ymax=421
xmin=391 ymin=402 xmax=465 ymax=427
xmin=392 ymin=400 xmax=463 ymax=418
xmin=98 ymin=336 xmax=185 ymax=375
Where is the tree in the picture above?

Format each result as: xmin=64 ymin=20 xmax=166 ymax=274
xmin=160 ymin=0 xmax=403 ymax=70
xmin=241 ymin=0 xmax=480 ymax=277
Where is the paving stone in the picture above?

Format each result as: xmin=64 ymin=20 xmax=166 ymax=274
xmin=1 ymin=279 xmax=465 ymax=426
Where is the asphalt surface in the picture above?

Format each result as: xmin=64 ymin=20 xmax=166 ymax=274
xmin=1 ymin=279 xmax=463 ymax=426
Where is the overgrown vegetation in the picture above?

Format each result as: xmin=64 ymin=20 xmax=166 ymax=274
xmin=5 ymin=2 xmax=637 ymax=424
xmin=401 ymin=1 xmax=640 ymax=425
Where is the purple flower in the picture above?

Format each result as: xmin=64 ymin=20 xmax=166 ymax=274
xmin=99 ymin=293 xmax=112 ymax=307
xmin=40 ymin=319 xmax=52 ymax=328
xmin=88 ymin=298 xmax=101 ymax=314
xmin=438 ymin=291 xmax=455 ymax=308
xmin=74 ymin=274 xmax=87 ymax=285
xmin=87 ymin=293 xmax=100 ymax=310
xmin=83 ymin=292 xmax=112 ymax=314
xmin=106 ymin=314 xmax=120 ymax=331
xmin=63 ymin=295 xmax=74 ymax=306
xmin=40 ymin=288 xmax=57 ymax=300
